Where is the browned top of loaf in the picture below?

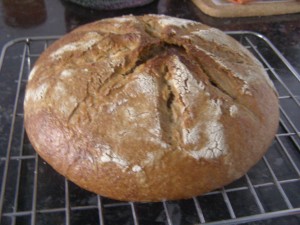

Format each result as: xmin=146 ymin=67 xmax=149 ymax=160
xmin=24 ymin=15 xmax=279 ymax=201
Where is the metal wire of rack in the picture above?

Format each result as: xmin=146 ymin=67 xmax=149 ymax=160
xmin=0 ymin=32 xmax=299 ymax=225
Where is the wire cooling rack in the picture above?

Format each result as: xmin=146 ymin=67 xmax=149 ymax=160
xmin=0 ymin=32 xmax=299 ymax=225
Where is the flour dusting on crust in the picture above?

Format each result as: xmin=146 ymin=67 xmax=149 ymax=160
xmin=169 ymin=56 xmax=205 ymax=113
xmin=106 ymin=98 xmax=128 ymax=114
xmin=59 ymin=96 xmax=79 ymax=116
xmin=60 ymin=69 xmax=75 ymax=78
xmin=96 ymin=143 xmax=129 ymax=170
xmin=25 ymin=82 xmax=49 ymax=103
xmin=192 ymin=28 xmax=232 ymax=47
xmin=185 ymin=99 xmax=227 ymax=160
xmin=51 ymin=32 xmax=102 ymax=60
xmin=134 ymin=73 xmax=158 ymax=97
xmin=157 ymin=15 xmax=197 ymax=28
xmin=111 ymin=16 xmax=138 ymax=24
xmin=28 ymin=66 xmax=39 ymax=81
xmin=132 ymin=165 xmax=143 ymax=172
xmin=229 ymin=105 xmax=238 ymax=117
xmin=182 ymin=124 xmax=201 ymax=145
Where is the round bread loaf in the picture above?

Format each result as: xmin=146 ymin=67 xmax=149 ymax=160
xmin=24 ymin=15 xmax=279 ymax=202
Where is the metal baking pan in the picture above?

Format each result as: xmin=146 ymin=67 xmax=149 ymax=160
xmin=0 ymin=32 xmax=299 ymax=225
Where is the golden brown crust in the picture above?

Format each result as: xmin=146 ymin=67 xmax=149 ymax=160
xmin=24 ymin=15 xmax=279 ymax=202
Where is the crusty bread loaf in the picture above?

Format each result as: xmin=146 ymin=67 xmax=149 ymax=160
xmin=24 ymin=15 xmax=279 ymax=202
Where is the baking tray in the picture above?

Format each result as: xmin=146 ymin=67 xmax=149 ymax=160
xmin=0 ymin=32 xmax=299 ymax=225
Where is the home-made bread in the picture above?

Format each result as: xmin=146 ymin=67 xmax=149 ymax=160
xmin=24 ymin=15 xmax=279 ymax=202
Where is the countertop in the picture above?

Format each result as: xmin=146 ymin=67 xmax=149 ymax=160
xmin=0 ymin=1 xmax=300 ymax=225
xmin=0 ymin=0 xmax=300 ymax=75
